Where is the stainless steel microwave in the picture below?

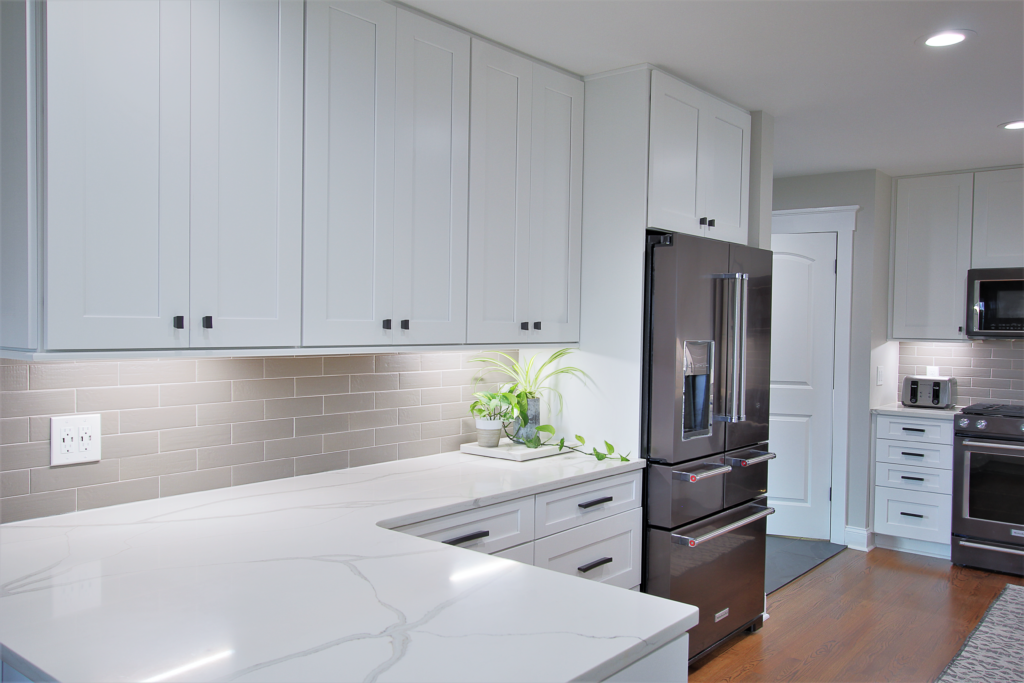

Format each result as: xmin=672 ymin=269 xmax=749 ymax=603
xmin=966 ymin=267 xmax=1024 ymax=338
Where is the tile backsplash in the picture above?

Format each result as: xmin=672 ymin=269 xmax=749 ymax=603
xmin=0 ymin=351 xmax=514 ymax=523
xmin=897 ymin=339 xmax=1024 ymax=406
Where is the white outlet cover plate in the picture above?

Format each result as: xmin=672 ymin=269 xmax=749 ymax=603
xmin=50 ymin=414 xmax=102 ymax=466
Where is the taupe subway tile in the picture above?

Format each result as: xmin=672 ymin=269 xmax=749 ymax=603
xmin=232 ymin=378 xmax=294 ymax=401
xmin=232 ymin=419 xmax=293 ymax=444
xmin=376 ymin=354 xmax=420 ymax=373
xmin=375 ymin=424 xmax=420 ymax=446
xmin=323 ymin=429 xmax=374 ymax=452
xmin=399 ymin=372 xmax=442 ymax=390
xmin=951 ymin=347 xmax=993 ymax=358
xmin=992 ymin=389 xmax=1024 ymax=400
xmin=198 ymin=400 xmax=264 ymax=426
xmin=121 ymin=405 xmax=196 ymax=433
xmin=120 ymin=360 xmax=196 ymax=385
xmin=160 ymin=381 xmax=232 ymax=407
xmin=0 ymin=364 xmax=28 ymax=391
xmin=78 ymin=478 xmax=159 ymax=511
xmin=0 ymin=418 xmax=29 ymax=446
xmin=323 ymin=355 xmax=374 ymax=375
xmin=232 ymin=458 xmax=293 ymax=486
xmin=440 ymin=434 xmax=475 ymax=452
xmin=992 ymin=348 xmax=1024 ymax=359
xmin=349 ymin=444 xmax=397 ymax=468
xmin=441 ymin=369 xmax=479 ymax=387
xmin=463 ymin=383 xmax=500 ymax=401
xmin=295 ymin=375 xmax=349 ymax=397
xmin=265 ymin=435 xmax=322 ymax=460
xmin=120 ymin=450 xmax=197 ymax=480
xmin=1 ymin=470 xmax=31 ymax=498
xmin=265 ymin=357 xmax=322 ymax=378
xmin=160 ymin=467 xmax=232 ymax=497
xmin=399 ymin=405 xmax=439 ymax=424
xmin=420 ymin=353 xmax=461 ymax=371
xmin=0 ymin=489 xmax=76 ymax=523
xmin=199 ymin=442 xmax=264 ymax=470
xmin=972 ymin=378 xmax=1012 ymax=390
xmin=160 ymin=424 xmax=231 ymax=452
xmin=440 ymin=402 xmax=473 ymax=420
xmin=324 ymin=393 xmax=374 ymax=415
xmin=349 ymin=408 xmax=397 ymax=431
xmin=398 ymin=439 xmax=440 ymax=459
xmin=31 ymin=459 xmax=119 ymax=493
xmin=972 ymin=358 xmax=1014 ymax=370
xmin=100 ymin=412 xmax=119 ymax=435
xmin=1 ymin=442 xmax=51 ymax=471
xmin=77 ymin=385 xmax=159 ymax=412
xmin=295 ymin=451 xmax=349 ymax=476
xmin=29 ymin=362 xmax=118 ymax=390
xmin=294 ymin=413 xmax=349 ymax=437
xmin=374 ymin=390 xmax=420 ymax=409
xmin=420 ymin=387 xmax=462 ymax=405
xmin=421 ymin=419 xmax=462 ymax=439
xmin=101 ymin=432 xmax=160 ymax=459
xmin=197 ymin=358 xmax=264 ymax=381
xmin=266 ymin=396 xmax=324 ymax=419
xmin=0 ymin=389 xmax=75 ymax=418
xmin=351 ymin=373 xmax=398 ymax=393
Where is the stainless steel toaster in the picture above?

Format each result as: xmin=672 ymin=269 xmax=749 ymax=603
xmin=901 ymin=375 xmax=957 ymax=409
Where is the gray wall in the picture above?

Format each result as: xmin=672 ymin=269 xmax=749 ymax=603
xmin=773 ymin=169 xmax=895 ymax=533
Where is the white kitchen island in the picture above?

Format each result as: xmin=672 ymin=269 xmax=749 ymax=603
xmin=0 ymin=453 xmax=697 ymax=682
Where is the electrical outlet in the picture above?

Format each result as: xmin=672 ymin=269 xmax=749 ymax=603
xmin=50 ymin=415 xmax=102 ymax=466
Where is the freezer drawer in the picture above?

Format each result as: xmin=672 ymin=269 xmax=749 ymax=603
xmin=646 ymin=498 xmax=772 ymax=659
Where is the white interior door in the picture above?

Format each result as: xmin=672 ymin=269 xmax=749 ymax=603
xmin=767 ymin=232 xmax=837 ymax=540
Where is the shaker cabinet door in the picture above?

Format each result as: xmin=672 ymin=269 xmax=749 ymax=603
xmin=971 ymin=168 xmax=1024 ymax=269
xmin=302 ymin=1 xmax=396 ymax=347
xmin=703 ymin=100 xmax=750 ymax=246
xmin=891 ymin=174 xmax=974 ymax=340
xmin=46 ymin=0 xmax=190 ymax=350
xmin=527 ymin=63 xmax=583 ymax=343
xmin=466 ymin=39 xmax=533 ymax=344
xmin=189 ymin=0 xmax=304 ymax=349
xmin=392 ymin=10 xmax=470 ymax=345
xmin=648 ymin=70 xmax=704 ymax=237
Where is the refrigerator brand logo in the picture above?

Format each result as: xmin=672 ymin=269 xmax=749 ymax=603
xmin=715 ymin=608 xmax=729 ymax=623
xmin=1012 ymin=529 xmax=1024 ymax=538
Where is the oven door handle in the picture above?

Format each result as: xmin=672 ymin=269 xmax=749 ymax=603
xmin=961 ymin=440 xmax=1024 ymax=452
xmin=957 ymin=539 xmax=1024 ymax=557
xmin=673 ymin=464 xmax=733 ymax=483
xmin=671 ymin=506 xmax=775 ymax=547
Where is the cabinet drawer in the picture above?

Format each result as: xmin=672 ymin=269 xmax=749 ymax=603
xmin=396 ymin=497 xmax=534 ymax=554
xmin=876 ymin=462 xmax=953 ymax=495
xmin=874 ymin=487 xmax=951 ymax=544
xmin=534 ymin=507 xmax=642 ymax=589
xmin=875 ymin=415 xmax=953 ymax=445
xmin=493 ymin=541 xmax=534 ymax=565
xmin=875 ymin=438 xmax=952 ymax=470
xmin=535 ymin=471 xmax=641 ymax=538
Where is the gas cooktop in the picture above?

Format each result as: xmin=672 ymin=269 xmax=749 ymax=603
xmin=960 ymin=403 xmax=1024 ymax=418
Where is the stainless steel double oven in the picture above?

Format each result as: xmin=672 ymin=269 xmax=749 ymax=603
xmin=641 ymin=231 xmax=774 ymax=662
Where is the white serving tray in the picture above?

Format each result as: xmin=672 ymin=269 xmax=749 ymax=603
xmin=461 ymin=438 xmax=570 ymax=462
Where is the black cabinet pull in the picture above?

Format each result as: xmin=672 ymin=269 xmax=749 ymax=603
xmin=578 ymin=557 xmax=613 ymax=573
xmin=901 ymin=452 xmax=925 ymax=457
xmin=383 ymin=319 xmax=392 ymax=330
xmin=400 ymin=319 xmax=410 ymax=330
xmin=202 ymin=316 xmax=213 ymax=329
xmin=521 ymin=322 xmax=529 ymax=331
xmin=901 ymin=476 xmax=925 ymax=482
xmin=900 ymin=512 xmax=924 ymax=519
xmin=442 ymin=530 xmax=489 ymax=546
xmin=533 ymin=321 xmax=541 ymax=330
xmin=902 ymin=427 xmax=925 ymax=433
xmin=707 ymin=219 xmax=716 ymax=228
xmin=699 ymin=217 xmax=708 ymax=226
xmin=578 ymin=496 xmax=613 ymax=510
xmin=173 ymin=316 xmax=184 ymax=329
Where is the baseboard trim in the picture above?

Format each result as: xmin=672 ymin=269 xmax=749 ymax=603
xmin=874 ymin=533 xmax=951 ymax=560
xmin=844 ymin=526 xmax=875 ymax=552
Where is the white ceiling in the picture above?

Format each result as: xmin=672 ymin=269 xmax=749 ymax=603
xmin=403 ymin=0 xmax=1024 ymax=178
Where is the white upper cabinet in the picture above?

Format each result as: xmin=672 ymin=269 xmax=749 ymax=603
xmin=392 ymin=10 xmax=470 ymax=345
xmin=46 ymin=0 xmax=191 ymax=350
xmin=647 ymin=69 xmax=750 ymax=245
xmin=891 ymin=173 xmax=974 ymax=340
xmin=302 ymin=1 xmax=396 ymax=347
xmin=467 ymin=40 xmax=583 ymax=344
xmin=971 ymin=167 xmax=1024 ymax=269
xmin=189 ymin=1 xmax=304 ymax=348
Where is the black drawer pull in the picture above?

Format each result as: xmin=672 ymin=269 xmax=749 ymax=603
xmin=400 ymin=319 xmax=410 ymax=330
xmin=533 ymin=321 xmax=542 ymax=330
xmin=902 ymin=427 xmax=925 ymax=433
xmin=442 ymin=530 xmax=489 ymax=546
xmin=578 ymin=496 xmax=613 ymax=510
xmin=383 ymin=319 xmax=392 ymax=330
xmin=900 ymin=512 xmax=924 ymax=519
xmin=173 ymin=315 xmax=185 ymax=329
xmin=901 ymin=476 xmax=925 ymax=482
xmin=901 ymin=452 xmax=925 ymax=457
xmin=202 ymin=315 xmax=213 ymax=329
xmin=578 ymin=557 xmax=613 ymax=573
xmin=521 ymin=322 xmax=529 ymax=330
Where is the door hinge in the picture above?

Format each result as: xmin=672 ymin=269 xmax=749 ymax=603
xmin=834 ymin=259 xmax=837 ymax=273
xmin=829 ymin=487 xmax=832 ymax=501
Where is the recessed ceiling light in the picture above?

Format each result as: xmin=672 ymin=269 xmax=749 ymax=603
xmin=925 ymin=31 xmax=966 ymax=47
xmin=1001 ymin=121 xmax=1024 ymax=130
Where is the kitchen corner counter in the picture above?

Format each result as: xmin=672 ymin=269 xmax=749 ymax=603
xmin=0 ymin=452 xmax=697 ymax=683
xmin=871 ymin=403 xmax=960 ymax=420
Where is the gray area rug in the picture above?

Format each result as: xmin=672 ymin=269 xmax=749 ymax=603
xmin=765 ymin=536 xmax=846 ymax=594
xmin=938 ymin=583 xmax=1024 ymax=682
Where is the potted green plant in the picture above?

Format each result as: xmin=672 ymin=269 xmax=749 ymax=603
xmin=470 ymin=349 xmax=588 ymax=444
xmin=468 ymin=391 xmax=520 ymax=448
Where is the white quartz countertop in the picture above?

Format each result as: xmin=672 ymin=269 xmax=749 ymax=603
xmin=871 ymin=403 xmax=960 ymax=420
xmin=0 ymin=452 xmax=698 ymax=683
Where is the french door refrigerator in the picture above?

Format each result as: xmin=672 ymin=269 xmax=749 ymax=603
xmin=641 ymin=231 xmax=775 ymax=663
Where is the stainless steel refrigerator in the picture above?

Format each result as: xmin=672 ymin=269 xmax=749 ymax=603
xmin=641 ymin=231 xmax=775 ymax=663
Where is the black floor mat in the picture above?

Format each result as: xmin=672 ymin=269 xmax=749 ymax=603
xmin=765 ymin=535 xmax=846 ymax=594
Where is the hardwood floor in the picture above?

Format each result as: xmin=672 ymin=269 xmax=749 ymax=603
xmin=689 ymin=548 xmax=1024 ymax=682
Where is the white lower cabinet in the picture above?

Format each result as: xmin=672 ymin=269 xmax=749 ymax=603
xmin=534 ymin=507 xmax=643 ymax=589
xmin=873 ymin=487 xmax=952 ymax=544
xmin=493 ymin=541 xmax=534 ymax=564
xmin=395 ymin=497 xmax=533 ymax=555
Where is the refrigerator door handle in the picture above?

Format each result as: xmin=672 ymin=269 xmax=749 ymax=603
xmin=673 ymin=464 xmax=733 ymax=483
xmin=713 ymin=273 xmax=748 ymax=423
xmin=671 ymin=506 xmax=775 ymax=547
xmin=738 ymin=274 xmax=748 ymax=421
xmin=724 ymin=451 xmax=776 ymax=467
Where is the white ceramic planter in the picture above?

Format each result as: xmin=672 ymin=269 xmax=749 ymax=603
xmin=475 ymin=418 xmax=504 ymax=448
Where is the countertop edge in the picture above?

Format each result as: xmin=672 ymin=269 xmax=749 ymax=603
xmin=871 ymin=403 xmax=959 ymax=420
